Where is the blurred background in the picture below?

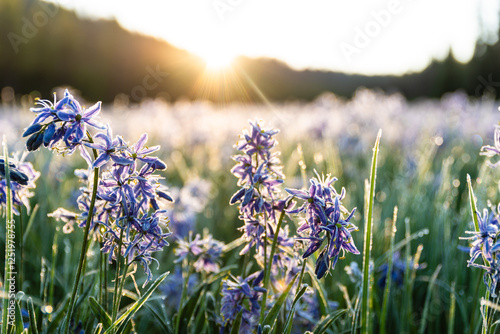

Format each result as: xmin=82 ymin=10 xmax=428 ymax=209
xmin=1 ymin=0 xmax=499 ymax=103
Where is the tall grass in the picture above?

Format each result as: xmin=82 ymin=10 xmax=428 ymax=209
xmin=0 ymin=91 xmax=498 ymax=333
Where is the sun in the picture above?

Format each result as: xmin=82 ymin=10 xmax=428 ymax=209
xmin=200 ymin=51 xmax=235 ymax=71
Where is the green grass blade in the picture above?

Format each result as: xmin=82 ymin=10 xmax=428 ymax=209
xmin=2 ymin=139 xmax=13 ymax=334
xmin=175 ymin=278 xmax=206 ymax=333
xmin=262 ymin=273 xmax=298 ymax=329
xmin=313 ymin=309 xmax=348 ymax=334
xmin=229 ymin=310 xmax=243 ymax=334
xmin=306 ymin=266 xmax=328 ymax=316
xmin=46 ymin=296 xmax=70 ymax=334
xmin=14 ymin=295 xmax=24 ymax=334
xmin=449 ymin=282 xmax=456 ymax=334
xmin=104 ymin=271 xmax=169 ymax=334
xmin=27 ymin=297 xmax=39 ymax=334
xmin=361 ymin=129 xmax=381 ymax=334
xmin=88 ymin=296 xmax=112 ymax=329
xmin=283 ymin=284 xmax=308 ymax=334
xmin=144 ymin=303 xmax=173 ymax=334
xmin=419 ymin=264 xmax=442 ymax=334
xmin=467 ymin=174 xmax=481 ymax=234
xmin=380 ymin=206 xmax=397 ymax=334
xmin=92 ymin=323 xmax=103 ymax=334
xmin=21 ymin=204 xmax=39 ymax=246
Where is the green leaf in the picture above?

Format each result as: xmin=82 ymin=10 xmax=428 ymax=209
xmin=205 ymin=292 xmax=217 ymax=334
xmin=229 ymin=310 xmax=243 ymax=334
xmin=313 ymin=309 xmax=348 ymax=334
xmin=92 ymin=324 xmax=103 ymax=334
xmin=144 ymin=303 xmax=173 ymax=334
xmin=175 ymin=281 xmax=205 ymax=333
xmin=14 ymin=296 xmax=24 ymax=334
xmin=88 ymin=297 xmax=112 ymax=329
xmin=27 ymin=297 xmax=39 ymax=334
xmin=262 ymin=274 xmax=298 ymax=329
xmin=419 ymin=265 xmax=442 ymax=334
xmin=361 ymin=130 xmax=381 ymax=334
xmin=46 ymin=296 xmax=70 ymax=334
xmin=283 ymin=284 xmax=308 ymax=334
xmin=193 ymin=295 xmax=206 ymax=334
xmin=104 ymin=271 xmax=169 ymax=334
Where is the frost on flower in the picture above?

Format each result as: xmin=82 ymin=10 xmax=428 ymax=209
xmin=481 ymin=125 xmax=500 ymax=168
xmin=32 ymin=91 xmax=174 ymax=285
xmin=23 ymin=89 xmax=105 ymax=156
xmin=462 ymin=203 xmax=500 ymax=296
xmin=0 ymin=156 xmax=39 ymax=215
xmin=286 ymin=171 xmax=359 ymax=279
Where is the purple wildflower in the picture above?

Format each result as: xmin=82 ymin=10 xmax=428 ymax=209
xmin=286 ymin=171 xmax=359 ymax=279
xmin=220 ymin=274 xmax=264 ymax=333
xmin=174 ymin=232 xmax=225 ymax=274
xmin=23 ymin=90 xmax=105 ymax=153
xmin=481 ymin=125 xmax=500 ymax=167
xmin=0 ymin=157 xmax=39 ymax=215
xmin=31 ymin=90 xmax=175 ymax=285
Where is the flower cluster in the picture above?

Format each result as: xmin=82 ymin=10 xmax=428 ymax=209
xmin=174 ymin=232 xmax=225 ymax=274
xmin=0 ymin=156 xmax=39 ymax=215
xmin=226 ymin=120 xmax=300 ymax=332
xmin=23 ymin=90 xmax=105 ymax=154
xmin=220 ymin=274 xmax=265 ymax=333
xmin=286 ymin=172 xmax=359 ymax=279
xmin=27 ymin=90 xmax=173 ymax=285
xmin=229 ymin=120 xmax=288 ymax=257
xmin=463 ymin=205 xmax=500 ymax=296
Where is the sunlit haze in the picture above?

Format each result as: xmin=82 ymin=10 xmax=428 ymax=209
xmin=45 ymin=0 xmax=500 ymax=75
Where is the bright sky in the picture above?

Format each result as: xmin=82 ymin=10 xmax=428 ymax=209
xmin=48 ymin=0 xmax=499 ymax=75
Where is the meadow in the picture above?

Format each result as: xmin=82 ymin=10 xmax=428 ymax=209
xmin=1 ymin=88 xmax=500 ymax=333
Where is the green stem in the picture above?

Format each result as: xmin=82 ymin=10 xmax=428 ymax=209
xmin=241 ymin=251 xmax=250 ymax=279
xmin=113 ymin=260 xmax=129 ymax=334
xmin=2 ymin=139 xmax=13 ymax=334
xmin=99 ymin=248 xmax=103 ymax=306
xmin=104 ymin=252 xmax=108 ymax=312
xmin=49 ymin=228 xmax=59 ymax=312
xmin=259 ymin=211 xmax=270 ymax=324
xmin=111 ymin=228 xmax=125 ymax=324
xmin=467 ymin=174 xmax=491 ymax=334
xmin=63 ymin=134 xmax=100 ymax=333
xmin=380 ymin=206 xmax=397 ymax=334
xmin=361 ymin=130 xmax=381 ymax=334
xmin=176 ymin=260 xmax=194 ymax=331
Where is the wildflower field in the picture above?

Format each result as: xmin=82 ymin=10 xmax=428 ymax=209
xmin=1 ymin=88 xmax=500 ymax=334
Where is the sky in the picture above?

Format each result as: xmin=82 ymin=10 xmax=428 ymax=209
xmin=48 ymin=0 xmax=499 ymax=76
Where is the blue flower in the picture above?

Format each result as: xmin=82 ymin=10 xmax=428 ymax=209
xmin=464 ymin=208 xmax=499 ymax=265
xmin=85 ymin=126 xmax=131 ymax=168
xmin=220 ymin=274 xmax=263 ymax=333
xmin=286 ymin=172 xmax=359 ymax=279
xmin=481 ymin=125 xmax=500 ymax=167
xmin=24 ymin=90 xmax=105 ymax=152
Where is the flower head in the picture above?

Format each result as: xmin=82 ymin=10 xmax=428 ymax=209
xmin=286 ymin=171 xmax=359 ymax=279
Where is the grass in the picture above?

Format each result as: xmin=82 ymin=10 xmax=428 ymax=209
xmin=0 ymin=91 xmax=499 ymax=333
